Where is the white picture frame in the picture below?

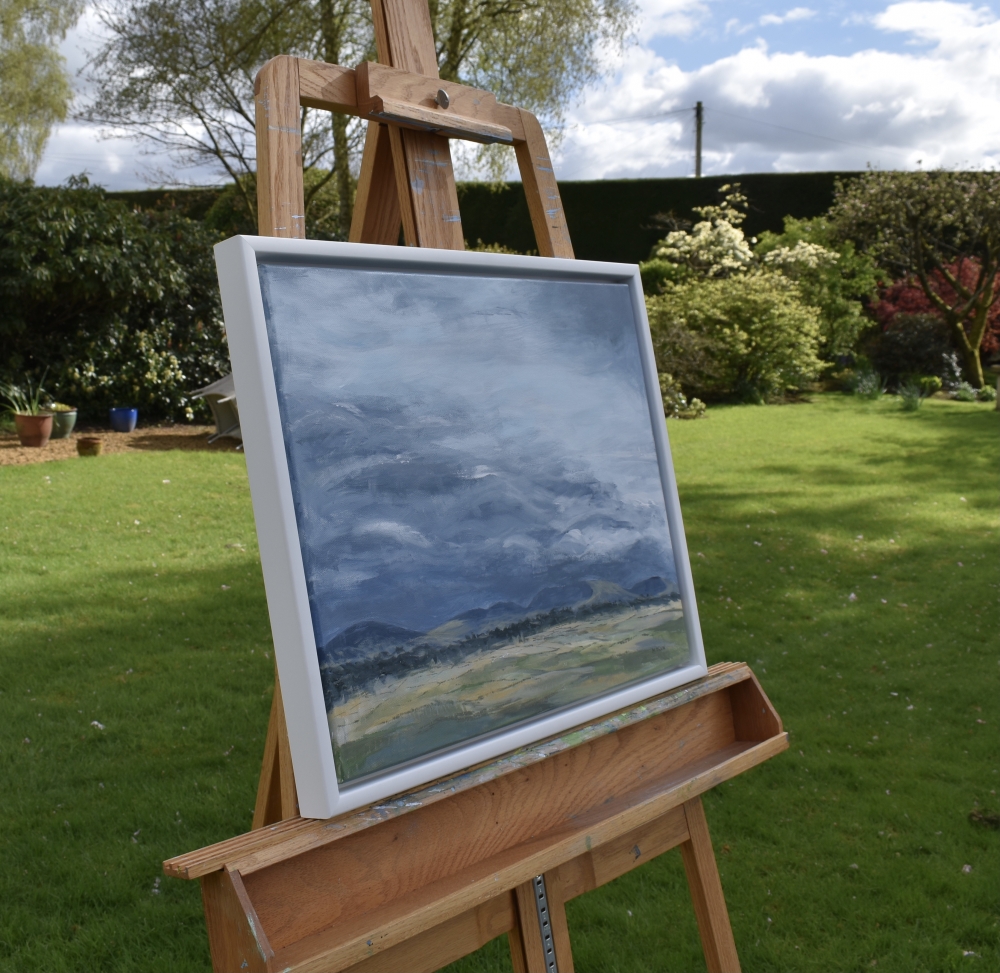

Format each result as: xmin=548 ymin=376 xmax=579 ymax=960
xmin=215 ymin=236 xmax=707 ymax=819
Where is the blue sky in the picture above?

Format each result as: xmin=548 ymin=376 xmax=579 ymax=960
xmin=645 ymin=1 xmax=929 ymax=68
xmin=256 ymin=263 xmax=677 ymax=644
xmin=36 ymin=1 xmax=1000 ymax=187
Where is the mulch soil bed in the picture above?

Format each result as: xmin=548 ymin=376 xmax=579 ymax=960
xmin=0 ymin=425 xmax=239 ymax=466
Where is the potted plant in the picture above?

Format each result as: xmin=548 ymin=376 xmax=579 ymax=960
xmin=47 ymin=402 xmax=78 ymax=439
xmin=1 ymin=373 xmax=53 ymax=447
xmin=109 ymin=406 xmax=138 ymax=432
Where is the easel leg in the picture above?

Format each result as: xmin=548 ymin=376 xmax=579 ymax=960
xmin=252 ymin=672 xmax=299 ymax=829
xmin=543 ymin=869 xmax=575 ymax=973
xmin=387 ymin=126 xmax=464 ymax=250
xmin=350 ymin=122 xmax=401 ymax=245
xmin=680 ymin=797 xmax=741 ymax=973
xmin=510 ymin=874 xmax=570 ymax=973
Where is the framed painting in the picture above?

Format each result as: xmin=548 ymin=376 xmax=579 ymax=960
xmin=215 ymin=237 xmax=707 ymax=819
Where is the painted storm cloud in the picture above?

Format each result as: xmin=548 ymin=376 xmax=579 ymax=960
xmin=258 ymin=262 xmax=691 ymax=783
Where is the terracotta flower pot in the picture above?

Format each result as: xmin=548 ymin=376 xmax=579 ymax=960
xmin=76 ymin=437 xmax=103 ymax=457
xmin=14 ymin=413 xmax=53 ymax=447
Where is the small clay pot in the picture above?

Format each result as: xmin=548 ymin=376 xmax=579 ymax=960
xmin=77 ymin=437 xmax=103 ymax=457
xmin=14 ymin=413 xmax=53 ymax=447
xmin=50 ymin=409 xmax=77 ymax=439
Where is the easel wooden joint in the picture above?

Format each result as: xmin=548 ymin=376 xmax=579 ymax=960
xmin=167 ymin=5 xmax=790 ymax=970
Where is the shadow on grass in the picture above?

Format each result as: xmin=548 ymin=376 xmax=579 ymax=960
xmin=0 ymin=564 xmax=276 ymax=972
xmin=124 ymin=431 xmax=239 ymax=453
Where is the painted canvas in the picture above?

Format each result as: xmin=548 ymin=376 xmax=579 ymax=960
xmin=255 ymin=259 xmax=695 ymax=786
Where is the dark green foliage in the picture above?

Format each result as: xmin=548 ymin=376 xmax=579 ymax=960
xmin=201 ymin=180 xmax=256 ymax=237
xmin=0 ymin=177 xmax=228 ymax=422
xmin=868 ymin=313 xmax=961 ymax=387
xmin=106 ymin=187 xmax=225 ymax=222
xmin=458 ymin=171 xmax=862 ymax=263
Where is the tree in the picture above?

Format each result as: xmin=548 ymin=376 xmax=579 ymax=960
xmin=829 ymin=168 xmax=1000 ymax=387
xmin=0 ymin=176 xmax=228 ymax=419
xmin=871 ymin=260 xmax=1000 ymax=358
xmin=84 ymin=0 xmax=361 ymax=234
xmin=0 ymin=0 xmax=82 ymax=179
xmin=84 ymin=0 xmax=634 ymax=237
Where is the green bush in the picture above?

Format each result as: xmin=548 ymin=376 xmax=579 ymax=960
xmin=756 ymin=216 xmax=878 ymax=358
xmin=638 ymin=258 xmax=687 ymax=295
xmin=852 ymin=366 xmax=886 ymax=400
xmin=657 ymin=372 xmax=705 ymax=419
xmin=979 ymin=383 xmax=997 ymax=402
xmin=953 ymin=381 xmax=978 ymax=401
xmin=646 ymin=274 xmax=823 ymax=401
xmin=0 ymin=177 xmax=228 ymax=422
xmin=898 ymin=379 xmax=922 ymax=410
xmin=918 ymin=375 xmax=943 ymax=396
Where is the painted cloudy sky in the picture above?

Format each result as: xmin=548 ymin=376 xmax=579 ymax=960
xmin=257 ymin=262 xmax=677 ymax=646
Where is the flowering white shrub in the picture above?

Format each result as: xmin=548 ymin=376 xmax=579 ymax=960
xmin=761 ymin=240 xmax=839 ymax=272
xmin=650 ymin=185 xmax=755 ymax=279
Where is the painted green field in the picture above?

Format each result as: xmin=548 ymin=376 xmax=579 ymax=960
xmin=1 ymin=393 xmax=996 ymax=972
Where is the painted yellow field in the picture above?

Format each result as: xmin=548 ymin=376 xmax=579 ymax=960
xmin=330 ymin=601 xmax=690 ymax=780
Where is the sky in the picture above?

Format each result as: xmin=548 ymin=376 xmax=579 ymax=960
xmin=35 ymin=0 xmax=1000 ymax=188
xmin=256 ymin=263 xmax=678 ymax=645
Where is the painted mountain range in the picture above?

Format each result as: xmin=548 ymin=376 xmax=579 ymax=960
xmin=319 ymin=575 xmax=678 ymax=668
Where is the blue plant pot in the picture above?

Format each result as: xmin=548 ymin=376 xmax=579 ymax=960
xmin=109 ymin=407 xmax=138 ymax=432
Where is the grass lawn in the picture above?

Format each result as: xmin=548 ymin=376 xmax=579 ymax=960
xmin=1 ymin=393 xmax=997 ymax=972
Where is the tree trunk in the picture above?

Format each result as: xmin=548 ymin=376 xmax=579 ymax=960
xmin=320 ymin=0 xmax=354 ymax=239
xmin=332 ymin=110 xmax=353 ymax=238
xmin=948 ymin=317 xmax=985 ymax=388
xmin=438 ymin=0 xmax=468 ymax=81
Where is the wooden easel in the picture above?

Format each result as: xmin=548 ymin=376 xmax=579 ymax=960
xmin=166 ymin=4 xmax=789 ymax=969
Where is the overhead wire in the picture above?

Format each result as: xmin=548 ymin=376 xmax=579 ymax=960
xmin=576 ymin=104 xmax=878 ymax=151
xmin=707 ymin=107 xmax=877 ymax=150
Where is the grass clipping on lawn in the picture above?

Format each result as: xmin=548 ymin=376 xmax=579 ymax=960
xmin=0 ymin=393 xmax=996 ymax=973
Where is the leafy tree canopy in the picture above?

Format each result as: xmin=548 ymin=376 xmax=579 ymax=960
xmin=84 ymin=0 xmax=634 ymax=236
xmin=829 ymin=168 xmax=1000 ymax=387
xmin=0 ymin=0 xmax=82 ymax=178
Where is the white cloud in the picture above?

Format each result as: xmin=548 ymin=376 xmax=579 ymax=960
xmin=641 ymin=0 xmax=714 ymax=38
xmin=760 ymin=8 xmax=817 ymax=26
xmin=556 ymin=0 xmax=1000 ymax=179
xmin=873 ymin=0 xmax=1000 ymax=50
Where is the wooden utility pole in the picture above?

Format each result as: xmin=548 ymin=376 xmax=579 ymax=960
xmin=695 ymin=100 xmax=703 ymax=177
